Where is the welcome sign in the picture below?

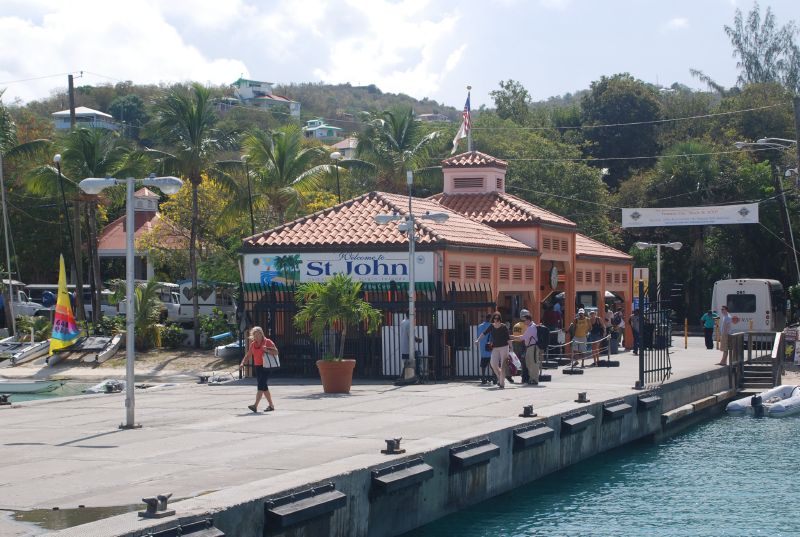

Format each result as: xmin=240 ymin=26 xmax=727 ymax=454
xmin=622 ymin=204 xmax=759 ymax=228
xmin=242 ymin=252 xmax=435 ymax=285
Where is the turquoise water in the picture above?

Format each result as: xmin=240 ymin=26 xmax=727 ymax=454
xmin=9 ymin=382 xmax=93 ymax=402
xmin=405 ymin=415 xmax=799 ymax=537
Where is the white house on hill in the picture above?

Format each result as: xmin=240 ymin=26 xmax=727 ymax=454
xmin=231 ymin=78 xmax=300 ymax=117
xmin=302 ymin=119 xmax=342 ymax=141
xmin=52 ymin=106 xmax=117 ymax=131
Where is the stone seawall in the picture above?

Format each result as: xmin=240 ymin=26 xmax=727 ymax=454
xmin=51 ymin=367 xmax=732 ymax=537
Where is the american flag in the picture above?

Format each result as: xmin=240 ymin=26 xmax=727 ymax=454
xmin=451 ymin=91 xmax=471 ymax=154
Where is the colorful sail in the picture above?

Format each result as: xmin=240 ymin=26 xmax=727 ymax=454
xmin=49 ymin=254 xmax=82 ymax=355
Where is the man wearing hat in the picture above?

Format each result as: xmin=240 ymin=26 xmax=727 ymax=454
xmin=569 ymin=308 xmax=591 ymax=364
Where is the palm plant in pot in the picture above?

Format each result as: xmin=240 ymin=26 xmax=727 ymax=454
xmin=293 ymin=274 xmax=382 ymax=393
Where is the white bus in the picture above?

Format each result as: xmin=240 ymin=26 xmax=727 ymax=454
xmin=711 ymin=279 xmax=786 ymax=332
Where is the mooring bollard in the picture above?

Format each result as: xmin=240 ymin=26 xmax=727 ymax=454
xmin=519 ymin=405 xmax=537 ymax=418
xmin=139 ymin=492 xmax=176 ymax=518
xmin=575 ymin=392 xmax=590 ymax=403
xmin=381 ymin=438 xmax=406 ymax=454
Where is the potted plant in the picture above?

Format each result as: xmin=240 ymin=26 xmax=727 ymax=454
xmin=293 ymin=274 xmax=382 ymax=393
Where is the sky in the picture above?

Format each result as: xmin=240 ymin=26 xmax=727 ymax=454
xmin=0 ymin=0 xmax=797 ymax=109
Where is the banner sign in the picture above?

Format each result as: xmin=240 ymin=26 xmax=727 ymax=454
xmin=243 ymin=252 xmax=434 ymax=285
xmin=622 ymin=204 xmax=759 ymax=228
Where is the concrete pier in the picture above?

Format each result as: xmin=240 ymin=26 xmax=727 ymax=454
xmin=0 ymin=338 xmax=735 ymax=536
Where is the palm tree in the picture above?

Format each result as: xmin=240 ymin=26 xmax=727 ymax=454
xmin=150 ymin=83 xmax=227 ymax=346
xmin=349 ymin=107 xmax=441 ymax=193
xmin=29 ymin=128 xmax=143 ymax=324
xmin=222 ymin=125 xmax=330 ymax=228
xmin=1 ymin=91 xmax=49 ymax=332
xmin=293 ymin=274 xmax=382 ymax=359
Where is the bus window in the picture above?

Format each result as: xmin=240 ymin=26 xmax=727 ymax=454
xmin=726 ymin=294 xmax=756 ymax=313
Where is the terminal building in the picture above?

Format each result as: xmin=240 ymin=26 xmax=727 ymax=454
xmin=240 ymin=151 xmax=632 ymax=379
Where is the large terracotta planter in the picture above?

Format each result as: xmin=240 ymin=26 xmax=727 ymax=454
xmin=316 ymin=359 xmax=356 ymax=394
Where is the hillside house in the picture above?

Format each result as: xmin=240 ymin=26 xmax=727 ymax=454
xmin=302 ymin=119 xmax=343 ymax=141
xmin=52 ymin=106 xmax=117 ymax=131
xmin=231 ymin=78 xmax=300 ymax=117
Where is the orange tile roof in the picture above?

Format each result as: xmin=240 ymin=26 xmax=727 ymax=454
xmin=575 ymin=233 xmax=632 ymax=261
xmin=441 ymin=150 xmax=508 ymax=169
xmin=431 ymin=192 xmax=576 ymax=228
xmin=134 ymin=187 xmax=160 ymax=198
xmin=97 ymin=212 xmax=187 ymax=252
xmin=242 ymin=191 xmax=532 ymax=252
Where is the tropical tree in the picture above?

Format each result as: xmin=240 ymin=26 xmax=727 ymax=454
xmin=293 ymin=274 xmax=382 ymax=359
xmin=109 ymin=278 xmax=163 ymax=350
xmin=28 ymin=128 xmax=145 ymax=324
xmin=489 ymin=79 xmax=532 ymax=125
xmin=1 ymin=92 xmax=49 ymax=332
xmin=349 ymin=106 xmax=440 ymax=193
xmin=150 ymin=83 xmax=229 ymax=346
xmin=225 ymin=125 xmax=330 ymax=228
xmin=725 ymin=2 xmax=800 ymax=93
xmin=580 ymin=73 xmax=663 ymax=186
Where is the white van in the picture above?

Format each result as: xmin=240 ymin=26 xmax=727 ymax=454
xmin=711 ymin=279 xmax=786 ymax=332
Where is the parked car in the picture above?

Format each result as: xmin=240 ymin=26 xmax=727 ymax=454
xmin=172 ymin=280 xmax=237 ymax=325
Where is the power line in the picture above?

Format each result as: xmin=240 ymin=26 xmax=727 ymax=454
xmin=471 ymin=102 xmax=791 ymax=131
xmin=0 ymin=72 xmax=73 ymax=86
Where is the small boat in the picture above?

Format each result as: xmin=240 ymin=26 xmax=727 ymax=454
xmin=0 ymin=336 xmax=50 ymax=367
xmin=83 ymin=379 xmax=125 ymax=394
xmin=83 ymin=334 xmax=123 ymax=364
xmin=0 ymin=379 xmax=62 ymax=394
xmin=214 ymin=339 xmax=244 ymax=360
xmin=726 ymin=385 xmax=800 ymax=417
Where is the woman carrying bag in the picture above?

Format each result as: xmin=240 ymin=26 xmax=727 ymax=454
xmin=240 ymin=326 xmax=279 ymax=412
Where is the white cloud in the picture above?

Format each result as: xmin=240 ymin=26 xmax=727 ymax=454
xmin=312 ymin=1 xmax=466 ymax=97
xmin=662 ymin=17 xmax=690 ymax=32
xmin=0 ymin=0 xmax=248 ymax=103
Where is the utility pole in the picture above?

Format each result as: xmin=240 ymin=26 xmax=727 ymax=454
xmin=771 ymin=161 xmax=797 ymax=283
xmin=794 ymin=96 xmax=800 ymax=180
xmin=68 ymin=74 xmax=76 ymax=129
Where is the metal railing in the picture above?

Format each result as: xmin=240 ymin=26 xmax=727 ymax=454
xmin=728 ymin=331 xmax=784 ymax=389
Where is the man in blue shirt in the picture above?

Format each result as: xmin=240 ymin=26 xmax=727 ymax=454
xmin=700 ymin=309 xmax=718 ymax=350
xmin=475 ymin=313 xmax=494 ymax=384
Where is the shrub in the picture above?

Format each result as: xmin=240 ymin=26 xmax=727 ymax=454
xmin=94 ymin=315 xmax=124 ymax=336
xmin=160 ymin=323 xmax=187 ymax=349
xmin=15 ymin=315 xmax=51 ymax=341
xmin=198 ymin=307 xmax=234 ymax=349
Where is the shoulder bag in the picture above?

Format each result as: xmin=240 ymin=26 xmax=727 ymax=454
xmin=263 ymin=353 xmax=281 ymax=369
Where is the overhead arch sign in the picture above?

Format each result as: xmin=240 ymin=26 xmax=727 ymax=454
xmin=622 ymin=204 xmax=759 ymax=228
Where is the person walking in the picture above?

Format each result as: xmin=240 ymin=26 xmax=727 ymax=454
xmin=512 ymin=312 xmax=540 ymax=385
xmin=629 ymin=308 xmax=641 ymax=354
xmin=568 ymin=308 xmax=591 ymax=365
xmin=240 ymin=326 xmax=278 ymax=412
xmin=717 ymin=305 xmax=733 ymax=366
xmin=475 ymin=312 xmax=511 ymax=389
xmin=512 ymin=309 xmax=529 ymax=383
xmin=587 ymin=310 xmax=605 ymax=365
xmin=475 ymin=313 xmax=494 ymax=384
xmin=700 ymin=309 xmax=718 ymax=350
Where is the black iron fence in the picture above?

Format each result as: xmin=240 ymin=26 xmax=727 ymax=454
xmin=636 ymin=280 xmax=674 ymax=388
xmin=241 ymin=281 xmax=496 ymax=380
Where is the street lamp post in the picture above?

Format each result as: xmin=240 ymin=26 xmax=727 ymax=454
xmin=634 ymin=241 xmax=682 ymax=302
xmin=330 ymin=151 xmax=342 ymax=203
xmin=374 ymin=170 xmax=449 ymax=382
xmin=79 ymin=174 xmax=182 ymax=429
